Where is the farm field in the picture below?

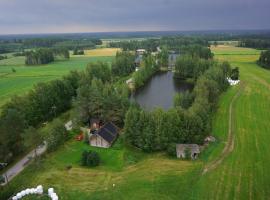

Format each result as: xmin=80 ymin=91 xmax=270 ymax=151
xmin=2 ymin=45 xmax=270 ymax=200
xmin=190 ymin=45 xmax=270 ymax=199
xmin=0 ymin=52 xmax=115 ymax=108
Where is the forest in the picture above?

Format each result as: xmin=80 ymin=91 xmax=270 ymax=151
xmin=25 ymin=48 xmax=69 ymax=65
xmin=257 ymin=50 xmax=270 ymax=69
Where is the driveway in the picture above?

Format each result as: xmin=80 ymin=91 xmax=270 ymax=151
xmin=1 ymin=142 xmax=47 ymax=186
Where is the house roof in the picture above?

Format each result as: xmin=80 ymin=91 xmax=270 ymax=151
xmin=95 ymin=122 xmax=118 ymax=143
xmin=176 ymin=144 xmax=200 ymax=154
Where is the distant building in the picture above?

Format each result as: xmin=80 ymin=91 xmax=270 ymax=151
xmin=135 ymin=49 xmax=146 ymax=67
xmin=136 ymin=49 xmax=146 ymax=55
xmin=89 ymin=122 xmax=119 ymax=148
xmin=176 ymin=144 xmax=200 ymax=160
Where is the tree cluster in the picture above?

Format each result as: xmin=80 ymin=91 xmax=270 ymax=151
xmin=124 ymin=61 xmax=231 ymax=153
xmin=174 ymin=55 xmax=215 ymax=79
xmin=133 ymin=54 xmax=159 ymax=89
xmin=0 ymin=71 xmax=80 ymax=162
xmin=81 ymin=150 xmax=100 ymax=167
xmin=25 ymin=48 xmax=69 ymax=65
xmin=74 ymin=78 xmax=129 ymax=127
xmin=0 ymin=55 xmax=7 ymax=60
xmin=112 ymin=51 xmax=135 ymax=76
xmin=258 ymin=50 xmax=270 ymax=69
xmin=239 ymin=39 xmax=270 ymax=49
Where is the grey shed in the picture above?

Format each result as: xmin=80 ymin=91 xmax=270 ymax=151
xmin=176 ymin=144 xmax=200 ymax=160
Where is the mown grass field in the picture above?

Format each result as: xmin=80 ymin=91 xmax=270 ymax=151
xmin=2 ymin=45 xmax=270 ymax=200
xmin=0 ymin=49 xmax=115 ymax=108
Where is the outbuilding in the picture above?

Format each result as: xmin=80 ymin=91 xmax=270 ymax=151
xmin=176 ymin=144 xmax=200 ymax=160
xmin=89 ymin=122 xmax=119 ymax=148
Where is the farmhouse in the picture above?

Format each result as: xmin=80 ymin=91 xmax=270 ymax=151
xmin=89 ymin=122 xmax=119 ymax=148
xmin=176 ymin=144 xmax=200 ymax=160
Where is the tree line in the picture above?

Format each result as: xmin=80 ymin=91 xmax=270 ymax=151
xmin=239 ymin=39 xmax=270 ymax=49
xmin=258 ymin=50 xmax=270 ymax=69
xmin=25 ymin=48 xmax=69 ymax=65
xmin=0 ymin=70 xmax=80 ymax=163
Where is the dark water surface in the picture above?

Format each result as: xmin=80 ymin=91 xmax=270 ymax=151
xmin=131 ymin=71 xmax=193 ymax=110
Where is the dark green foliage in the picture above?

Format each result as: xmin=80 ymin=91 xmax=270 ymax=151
xmin=157 ymin=47 xmax=169 ymax=67
xmin=257 ymin=50 xmax=270 ymax=69
xmin=0 ymin=109 xmax=26 ymax=163
xmin=25 ymin=48 xmax=54 ymax=65
xmin=0 ymin=55 xmax=7 ymax=60
xmin=133 ymin=54 xmax=159 ymax=89
xmin=46 ymin=120 xmax=69 ymax=152
xmin=166 ymin=143 xmax=177 ymax=157
xmin=0 ymin=175 xmax=5 ymax=184
xmin=73 ymin=49 xmax=84 ymax=55
xmin=25 ymin=48 xmax=69 ymax=65
xmin=112 ymin=51 xmax=135 ymax=76
xmin=81 ymin=150 xmax=100 ymax=167
xmin=239 ymin=39 xmax=270 ymax=49
xmin=174 ymin=91 xmax=194 ymax=109
xmin=74 ymin=79 xmax=129 ymax=126
xmin=231 ymin=67 xmax=239 ymax=80
xmin=84 ymin=62 xmax=112 ymax=84
xmin=23 ymin=127 xmax=43 ymax=157
xmin=174 ymin=55 xmax=214 ymax=80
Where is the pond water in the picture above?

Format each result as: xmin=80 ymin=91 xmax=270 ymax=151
xmin=131 ymin=71 xmax=193 ymax=110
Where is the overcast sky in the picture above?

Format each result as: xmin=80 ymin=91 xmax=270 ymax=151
xmin=0 ymin=0 xmax=269 ymax=34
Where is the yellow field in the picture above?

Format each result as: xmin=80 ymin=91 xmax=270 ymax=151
xmin=83 ymin=48 xmax=121 ymax=57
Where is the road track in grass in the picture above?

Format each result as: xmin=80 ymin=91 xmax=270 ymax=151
xmin=202 ymin=82 xmax=245 ymax=175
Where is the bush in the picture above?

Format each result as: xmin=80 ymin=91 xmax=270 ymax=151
xmin=81 ymin=150 xmax=100 ymax=167
xmin=166 ymin=143 xmax=176 ymax=157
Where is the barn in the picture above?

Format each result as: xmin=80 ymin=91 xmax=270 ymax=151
xmin=89 ymin=122 xmax=119 ymax=148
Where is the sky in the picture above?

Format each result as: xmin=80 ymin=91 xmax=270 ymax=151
xmin=0 ymin=0 xmax=269 ymax=34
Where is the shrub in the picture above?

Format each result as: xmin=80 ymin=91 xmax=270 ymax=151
xmin=81 ymin=150 xmax=100 ymax=167
xmin=166 ymin=143 xmax=176 ymax=157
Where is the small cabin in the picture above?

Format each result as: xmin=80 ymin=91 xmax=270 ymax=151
xmin=89 ymin=122 xmax=119 ymax=148
xmin=176 ymin=144 xmax=200 ymax=160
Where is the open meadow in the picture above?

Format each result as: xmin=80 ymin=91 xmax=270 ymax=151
xmin=0 ymin=48 xmax=116 ymax=108
xmin=1 ymin=45 xmax=270 ymax=200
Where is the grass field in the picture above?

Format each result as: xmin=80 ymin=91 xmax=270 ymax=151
xmin=2 ymin=45 xmax=270 ymax=200
xmin=0 ymin=53 xmax=114 ymax=108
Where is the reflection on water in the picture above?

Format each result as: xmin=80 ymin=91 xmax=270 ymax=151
xmin=131 ymin=71 xmax=193 ymax=110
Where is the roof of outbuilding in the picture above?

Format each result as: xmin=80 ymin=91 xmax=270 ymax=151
xmin=95 ymin=122 xmax=118 ymax=143
xmin=176 ymin=144 xmax=200 ymax=154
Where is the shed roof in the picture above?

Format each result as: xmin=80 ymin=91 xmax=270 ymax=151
xmin=176 ymin=144 xmax=200 ymax=154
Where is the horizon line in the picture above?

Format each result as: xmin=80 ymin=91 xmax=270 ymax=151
xmin=1 ymin=28 xmax=270 ymax=37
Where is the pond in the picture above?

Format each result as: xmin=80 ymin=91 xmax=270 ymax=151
xmin=131 ymin=71 xmax=193 ymax=110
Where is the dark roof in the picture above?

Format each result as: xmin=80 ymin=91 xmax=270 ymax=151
xmin=96 ymin=122 xmax=118 ymax=143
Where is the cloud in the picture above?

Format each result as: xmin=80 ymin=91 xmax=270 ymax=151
xmin=0 ymin=0 xmax=269 ymax=34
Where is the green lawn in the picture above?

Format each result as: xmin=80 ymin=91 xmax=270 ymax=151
xmin=0 ymin=56 xmax=114 ymax=107
xmin=2 ymin=45 xmax=270 ymax=200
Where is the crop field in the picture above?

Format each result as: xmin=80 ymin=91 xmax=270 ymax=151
xmin=0 ymin=54 xmax=114 ymax=108
xmin=73 ymin=48 xmax=121 ymax=57
xmin=2 ymin=45 xmax=270 ymax=200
